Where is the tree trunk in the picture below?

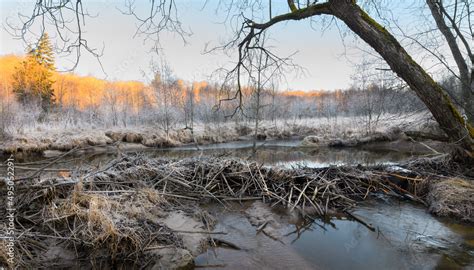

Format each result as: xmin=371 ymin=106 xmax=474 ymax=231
xmin=329 ymin=0 xmax=473 ymax=150
xmin=426 ymin=0 xmax=474 ymax=125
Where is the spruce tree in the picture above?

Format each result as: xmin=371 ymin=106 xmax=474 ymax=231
xmin=12 ymin=33 xmax=56 ymax=115
xmin=30 ymin=32 xmax=55 ymax=71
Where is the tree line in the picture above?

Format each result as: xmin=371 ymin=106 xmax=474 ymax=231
xmin=1 ymin=29 xmax=469 ymax=140
xmin=0 ymin=34 xmax=431 ymax=138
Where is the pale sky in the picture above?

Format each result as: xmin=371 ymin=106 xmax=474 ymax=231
xmin=0 ymin=1 xmax=436 ymax=90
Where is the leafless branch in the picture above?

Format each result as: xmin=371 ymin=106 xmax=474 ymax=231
xmin=5 ymin=0 xmax=105 ymax=72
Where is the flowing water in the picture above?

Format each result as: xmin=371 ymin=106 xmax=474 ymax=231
xmin=2 ymin=140 xmax=473 ymax=269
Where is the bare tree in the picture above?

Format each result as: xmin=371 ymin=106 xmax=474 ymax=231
xmin=388 ymin=0 xmax=473 ymax=125
xmin=426 ymin=0 xmax=473 ymax=124
xmin=103 ymin=86 xmax=120 ymax=127
xmin=268 ymin=80 xmax=278 ymax=125
xmin=232 ymin=0 xmax=473 ymax=149
xmin=12 ymin=0 xmax=473 ymax=150
xmin=242 ymin=35 xmax=277 ymax=149
xmin=0 ymin=83 xmax=15 ymax=137
xmin=151 ymin=62 xmax=178 ymax=137
xmin=352 ymin=59 xmax=392 ymax=134
xmin=251 ymin=52 xmax=265 ymax=149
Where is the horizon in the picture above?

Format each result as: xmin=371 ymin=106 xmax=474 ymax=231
xmin=1 ymin=53 xmax=351 ymax=93
xmin=0 ymin=0 xmax=365 ymax=91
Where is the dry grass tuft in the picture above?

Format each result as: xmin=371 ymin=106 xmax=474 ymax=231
xmin=427 ymin=178 xmax=474 ymax=223
xmin=7 ymin=174 xmax=188 ymax=269
xmin=0 ymin=244 xmax=11 ymax=268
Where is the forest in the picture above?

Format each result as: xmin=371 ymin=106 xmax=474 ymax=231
xmin=0 ymin=0 xmax=473 ymax=269
xmin=0 ymin=51 xmax=428 ymax=135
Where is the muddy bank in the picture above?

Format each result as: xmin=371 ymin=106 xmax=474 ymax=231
xmin=301 ymin=127 xmax=451 ymax=154
xmin=0 ymin=122 xmax=310 ymax=155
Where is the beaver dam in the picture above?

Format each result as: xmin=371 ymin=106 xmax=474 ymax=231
xmin=1 ymin=143 xmax=474 ymax=269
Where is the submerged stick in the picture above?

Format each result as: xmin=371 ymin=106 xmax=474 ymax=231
xmin=343 ymin=210 xmax=376 ymax=232
xmin=211 ymin=238 xmax=242 ymax=250
xmin=172 ymin=230 xmax=227 ymax=235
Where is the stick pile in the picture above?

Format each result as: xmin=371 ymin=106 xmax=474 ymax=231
xmin=2 ymin=153 xmax=446 ymax=268
xmin=88 ymin=154 xmax=425 ymax=213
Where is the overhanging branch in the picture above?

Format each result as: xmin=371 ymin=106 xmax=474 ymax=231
xmin=250 ymin=3 xmax=332 ymax=30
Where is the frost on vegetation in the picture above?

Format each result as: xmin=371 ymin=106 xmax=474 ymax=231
xmin=0 ymin=112 xmax=439 ymax=154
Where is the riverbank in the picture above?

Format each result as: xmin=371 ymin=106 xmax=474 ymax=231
xmin=0 ymin=114 xmax=448 ymax=156
xmin=1 ymin=154 xmax=472 ymax=269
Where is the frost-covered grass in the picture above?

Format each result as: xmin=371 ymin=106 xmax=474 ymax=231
xmin=0 ymin=112 xmax=438 ymax=154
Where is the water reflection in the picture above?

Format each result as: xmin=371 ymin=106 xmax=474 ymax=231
xmin=156 ymin=141 xmax=421 ymax=168
xmin=196 ymin=200 xmax=474 ymax=270
xmin=1 ymin=140 xmax=423 ymax=177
